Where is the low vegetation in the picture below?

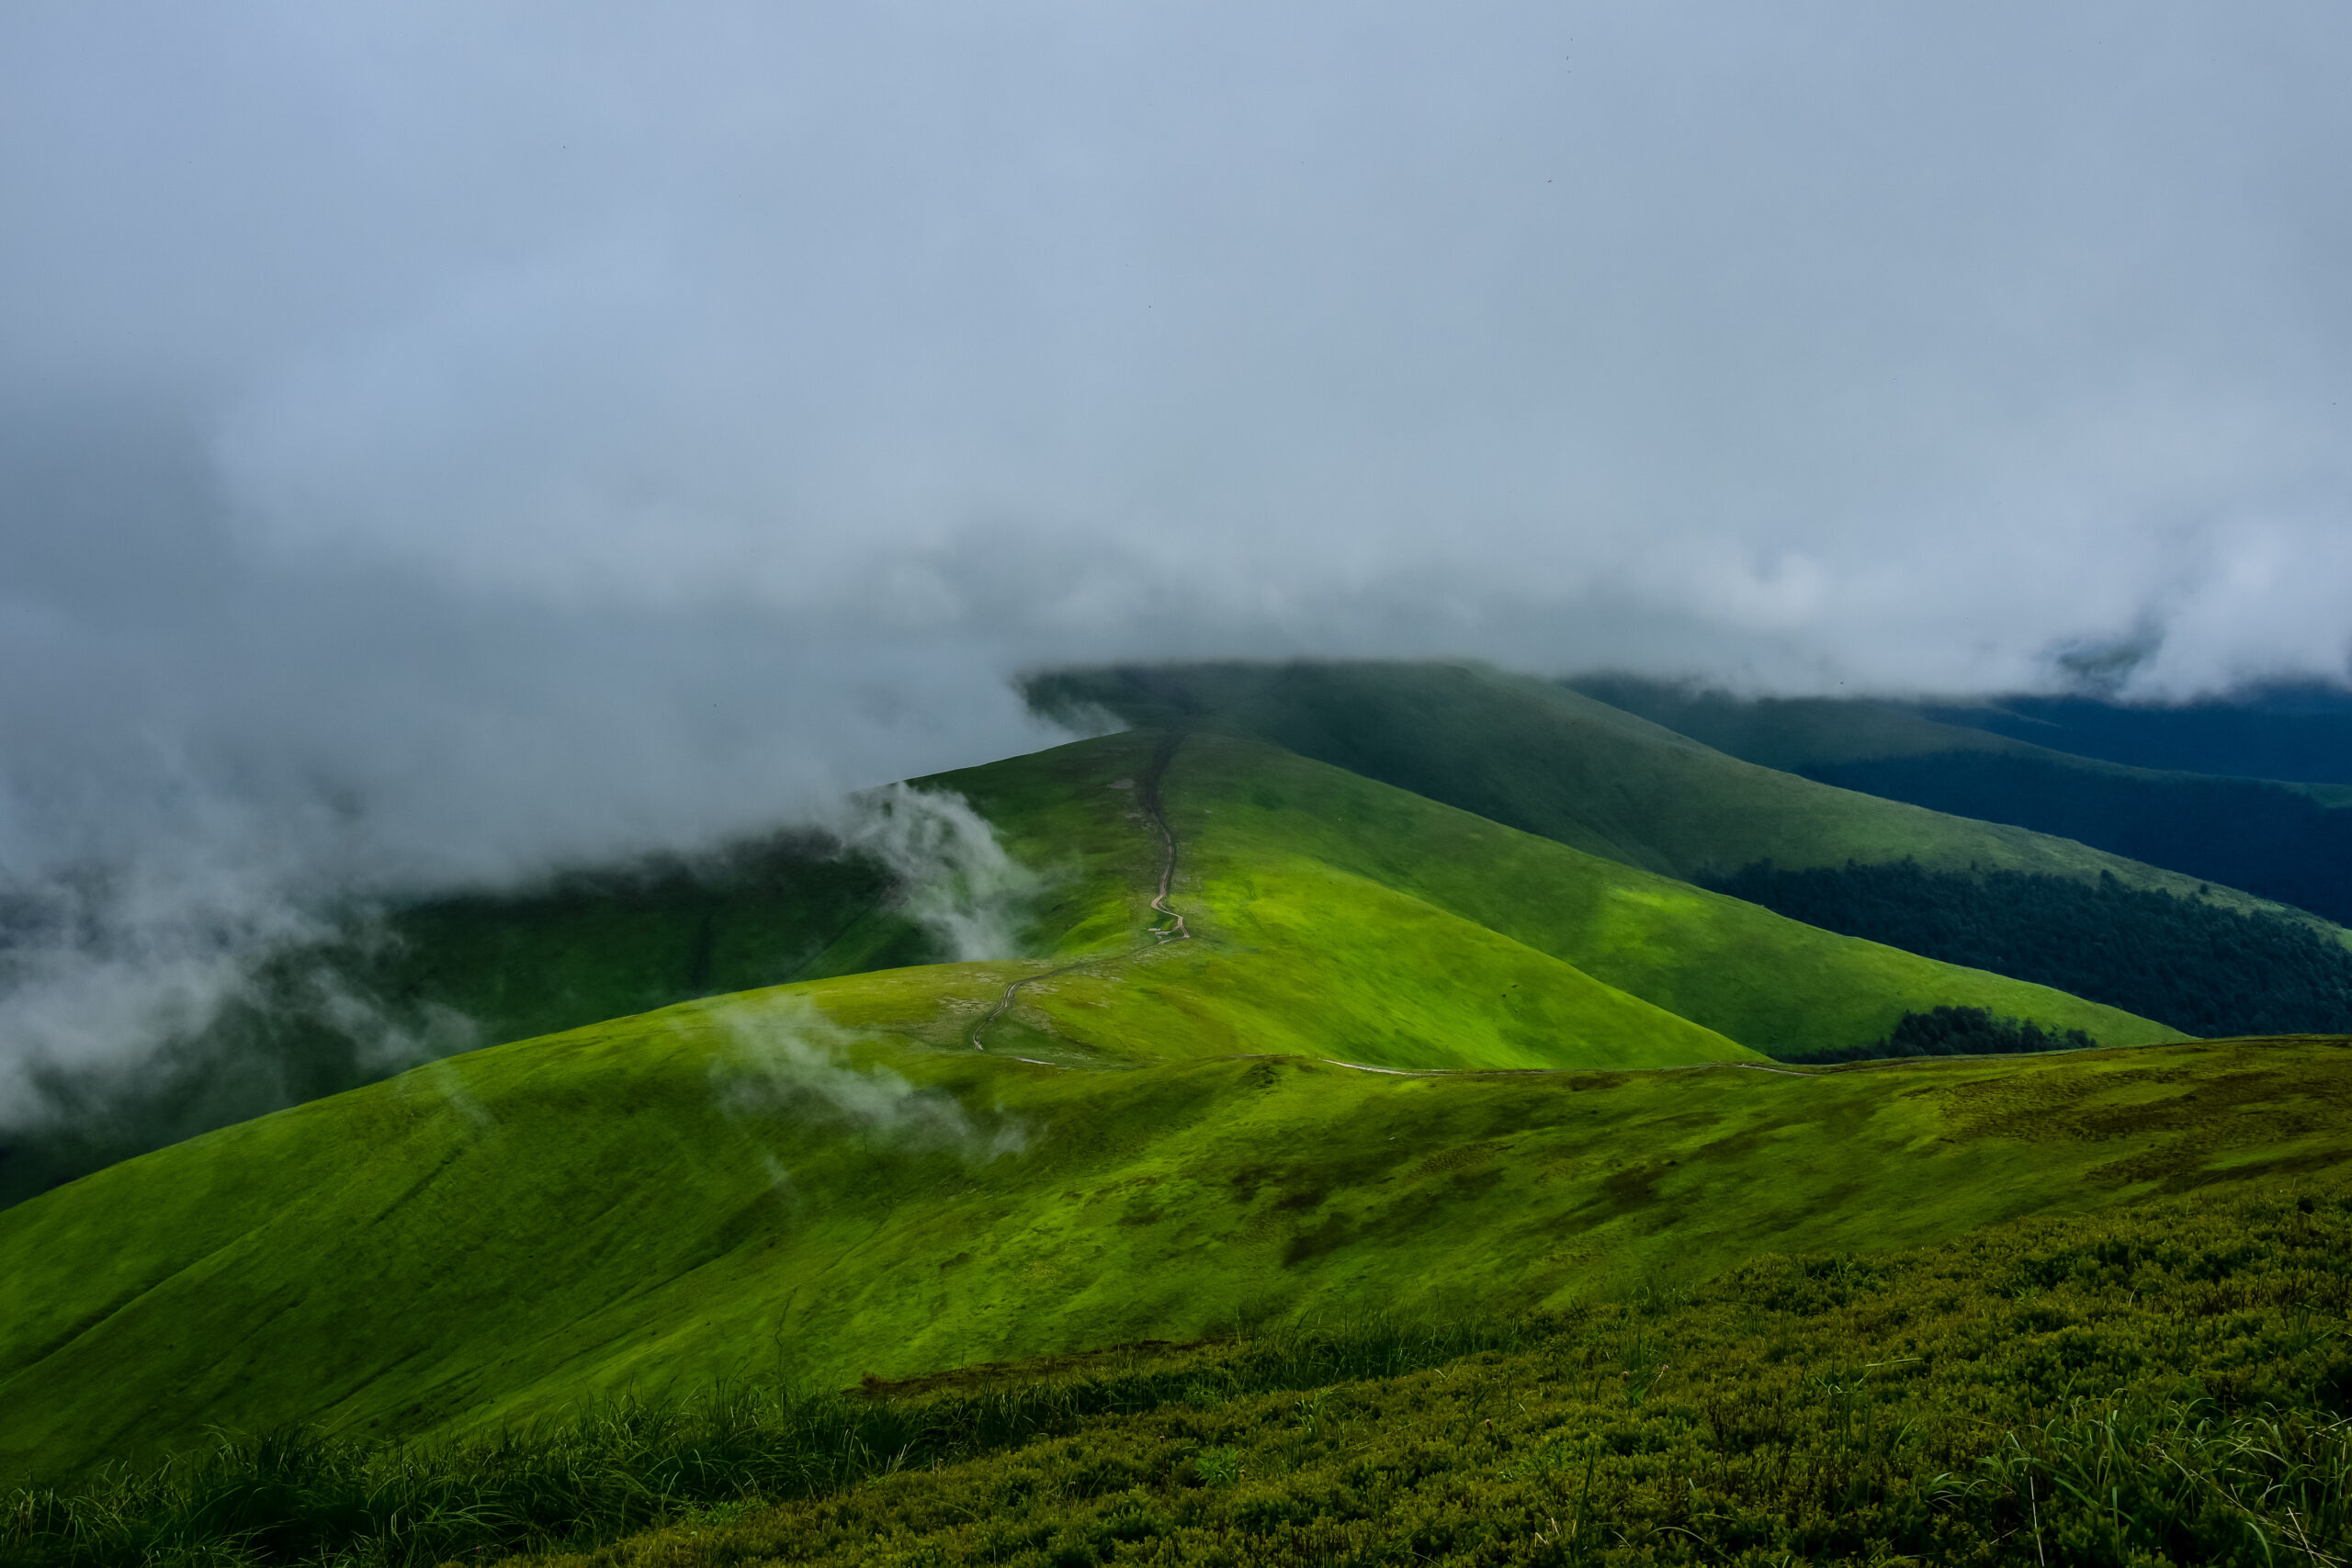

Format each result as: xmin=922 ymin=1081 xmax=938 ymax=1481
xmin=11 ymin=1177 xmax=2351 ymax=1567
xmin=1706 ymin=858 xmax=2352 ymax=1037
xmin=1031 ymin=661 xmax=2261 ymax=903
xmin=1774 ymin=1004 xmax=2095 ymax=1066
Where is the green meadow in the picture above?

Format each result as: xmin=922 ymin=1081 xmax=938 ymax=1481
xmin=6 ymin=662 xmax=2352 ymax=1568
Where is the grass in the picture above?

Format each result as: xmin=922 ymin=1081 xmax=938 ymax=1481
xmin=0 ymin=726 xmax=2232 ymax=1486
xmin=3 ymin=999 xmax=2346 ymax=1486
xmin=0 ymin=1322 xmax=1536 ymax=1568
xmin=1002 ymin=730 xmax=2177 ymax=1061
xmin=13 ymin=1175 xmax=2352 ymax=1566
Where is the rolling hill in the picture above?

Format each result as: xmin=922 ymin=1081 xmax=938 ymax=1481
xmin=1031 ymin=661 xmax=2352 ymax=1037
xmin=928 ymin=729 xmax=2169 ymax=1063
xmin=1 ymin=968 xmax=2338 ymax=1485
xmin=1028 ymin=660 xmax=2304 ymax=913
xmin=0 ymin=724 xmax=2239 ymax=1486
xmin=5 ymin=705 xmax=2192 ymax=1211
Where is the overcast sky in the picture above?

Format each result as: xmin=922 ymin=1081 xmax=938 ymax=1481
xmin=5 ymin=0 xmax=2352 ymax=906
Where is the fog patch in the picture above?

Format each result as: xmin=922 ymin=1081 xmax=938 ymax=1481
xmin=843 ymin=785 xmax=1038 ymax=963
xmin=710 ymin=997 xmax=1025 ymax=1166
xmin=0 ymin=852 xmax=475 ymax=1145
xmin=0 ymin=854 xmax=318 ymax=1119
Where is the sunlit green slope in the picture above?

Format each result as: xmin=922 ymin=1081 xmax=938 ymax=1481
xmin=1027 ymin=660 xmax=2306 ymax=921
xmin=930 ymin=730 xmax=2172 ymax=1061
xmin=0 ymin=994 xmax=2342 ymax=1483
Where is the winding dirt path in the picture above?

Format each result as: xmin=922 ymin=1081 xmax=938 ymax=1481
xmin=969 ymin=734 xmax=1191 ymax=1052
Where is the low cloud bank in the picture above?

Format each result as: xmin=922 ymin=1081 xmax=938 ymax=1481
xmin=6 ymin=3 xmax=2352 ymax=1122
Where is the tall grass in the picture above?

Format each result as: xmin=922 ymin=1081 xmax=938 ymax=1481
xmin=1986 ymin=1400 xmax=2352 ymax=1566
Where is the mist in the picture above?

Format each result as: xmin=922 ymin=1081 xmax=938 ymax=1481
xmin=6 ymin=3 xmax=2352 ymax=1108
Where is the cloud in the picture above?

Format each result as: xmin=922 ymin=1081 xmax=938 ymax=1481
xmin=842 ymin=785 xmax=1042 ymax=964
xmin=3 ymin=1 xmax=2352 ymax=1110
xmin=710 ymin=997 xmax=1027 ymax=1168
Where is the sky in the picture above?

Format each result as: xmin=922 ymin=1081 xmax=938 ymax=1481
xmin=4 ymin=2 xmax=2352 ymax=1094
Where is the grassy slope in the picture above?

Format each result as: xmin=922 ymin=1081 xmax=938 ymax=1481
xmin=7 ymin=696 xmax=2178 ymax=1211
xmin=1029 ymin=660 xmax=2306 ymax=922
xmin=932 ymin=731 xmax=2169 ymax=1061
xmin=23 ymin=1177 xmax=2352 ymax=1568
xmin=0 ymin=994 xmax=2342 ymax=1483
xmin=562 ymin=1178 xmax=2352 ymax=1568
xmin=0 ymin=725 xmax=2198 ymax=1480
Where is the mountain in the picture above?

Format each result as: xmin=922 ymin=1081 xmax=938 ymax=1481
xmin=8 ymin=698 xmax=2199 ymax=1210
xmin=1032 ymin=661 xmax=2352 ymax=1037
xmin=1029 ymin=661 xmax=2300 ymax=908
xmin=1932 ymin=683 xmax=2352 ymax=784
xmin=10 ymin=666 xmax=2352 ymax=1544
xmin=0 ymin=722 xmax=2217 ymax=1480
xmin=938 ymin=730 xmax=2165 ymax=1063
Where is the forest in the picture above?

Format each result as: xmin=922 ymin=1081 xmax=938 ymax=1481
xmin=1703 ymin=857 xmax=2352 ymax=1038
xmin=1774 ymin=1004 xmax=2095 ymax=1065
xmin=1802 ymin=751 xmax=2352 ymax=926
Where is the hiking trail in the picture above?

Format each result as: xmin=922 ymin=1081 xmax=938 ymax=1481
xmin=969 ymin=733 xmax=1190 ymax=1052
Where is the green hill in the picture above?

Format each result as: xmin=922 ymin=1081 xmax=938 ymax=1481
xmin=0 ymin=721 xmax=2326 ymax=1495
xmin=1027 ymin=660 xmax=2297 ymax=911
xmin=3 ymin=704 xmax=2183 ymax=1212
xmin=8 ymin=671 xmax=2349 ymax=1562
xmin=19 ymin=1168 xmax=2352 ymax=1568
xmin=927 ymin=729 xmax=2169 ymax=1063
xmin=1029 ymin=661 xmax=2352 ymax=1037
xmin=0 ymin=964 xmax=2334 ymax=1483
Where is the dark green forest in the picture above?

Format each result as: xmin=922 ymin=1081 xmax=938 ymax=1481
xmin=1803 ymin=750 xmax=2352 ymax=926
xmin=1928 ymin=689 xmax=2352 ymax=786
xmin=1775 ymin=1005 xmax=2094 ymax=1066
xmin=1703 ymin=858 xmax=2352 ymax=1039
